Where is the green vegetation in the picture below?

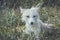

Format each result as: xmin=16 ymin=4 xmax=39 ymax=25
xmin=0 ymin=0 xmax=60 ymax=40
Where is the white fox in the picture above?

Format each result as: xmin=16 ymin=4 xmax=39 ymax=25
xmin=20 ymin=3 xmax=53 ymax=40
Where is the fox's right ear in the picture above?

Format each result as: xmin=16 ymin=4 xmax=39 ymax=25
xmin=20 ymin=7 xmax=26 ymax=14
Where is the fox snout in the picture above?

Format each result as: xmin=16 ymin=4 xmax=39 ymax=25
xmin=30 ymin=22 xmax=33 ymax=25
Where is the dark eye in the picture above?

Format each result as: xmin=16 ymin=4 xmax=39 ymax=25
xmin=33 ymin=16 xmax=36 ymax=18
xmin=27 ymin=16 xmax=29 ymax=18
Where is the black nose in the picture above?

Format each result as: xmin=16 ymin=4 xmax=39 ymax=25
xmin=31 ymin=22 xmax=33 ymax=25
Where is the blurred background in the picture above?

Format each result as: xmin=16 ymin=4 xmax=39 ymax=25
xmin=0 ymin=0 xmax=60 ymax=40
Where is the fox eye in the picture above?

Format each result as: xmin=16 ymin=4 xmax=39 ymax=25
xmin=26 ymin=16 xmax=29 ymax=18
xmin=33 ymin=16 xmax=36 ymax=18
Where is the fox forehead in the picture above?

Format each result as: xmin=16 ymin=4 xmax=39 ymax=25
xmin=22 ymin=8 xmax=39 ymax=16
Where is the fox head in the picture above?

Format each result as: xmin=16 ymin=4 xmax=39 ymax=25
xmin=20 ymin=3 xmax=41 ymax=25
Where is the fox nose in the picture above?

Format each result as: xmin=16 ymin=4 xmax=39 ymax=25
xmin=31 ymin=22 xmax=33 ymax=25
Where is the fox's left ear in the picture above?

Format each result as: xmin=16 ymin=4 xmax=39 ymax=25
xmin=32 ymin=3 xmax=41 ymax=11
xmin=36 ymin=3 xmax=41 ymax=11
xmin=20 ymin=7 xmax=26 ymax=14
xmin=35 ymin=3 xmax=40 ymax=8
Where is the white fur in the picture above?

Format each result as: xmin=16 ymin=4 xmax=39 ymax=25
xmin=20 ymin=3 xmax=52 ymax=40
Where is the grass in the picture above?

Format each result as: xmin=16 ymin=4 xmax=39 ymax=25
xmin=0 ymin=2 xmax=60 ymax=40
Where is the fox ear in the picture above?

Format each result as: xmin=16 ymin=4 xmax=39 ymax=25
xmin=35 ymin=3 xmax=40 ymax=8
xmin=35 ymin=3 xmax=41 ymax=11
xmin=20 ymin=7 xmax=26 ymax=14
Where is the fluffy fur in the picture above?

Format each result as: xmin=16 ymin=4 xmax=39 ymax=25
xmin=20 ymin=3 xmax=52 ymax=40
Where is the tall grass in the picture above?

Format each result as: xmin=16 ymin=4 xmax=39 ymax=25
xmin=0 ymin=0 xmax=60 ymax=40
